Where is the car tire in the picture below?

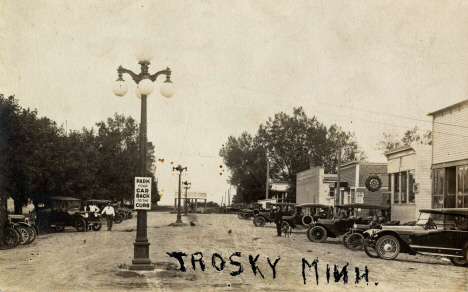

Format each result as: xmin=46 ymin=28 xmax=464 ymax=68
xmin=26 ymin=226 xmax=37 ymax=244
xmin=375 ymin=235 xmax=400 ymax=260
xmin=449 ymin=257 xmax=467 ymax=267
xmin=15 ymin=226 xmax=31 ymax=245
xmin=243 ymin=213 xmax=251 ymax=220
xmin=75 ymin=217 xmax=87 ymax=232
xmin=91 ymin=223 xmax=102 ymax=231
xmin=308 ymin=226 xmax=327 ymax=243
xmin=120 ymin=212 xmax=127 ymax=220
xmin=238 ymin=212 xmax=244 ymax=219
xmin=342 ymin=232 xmax=350 ymax=249
xmin=363 ymin=239 xmax=379 ymax=258
xmin=302 ymin=215 xmax=313 ymax=225
xmin=2 ymin=227 xmax=21 ymax=249
xmin=114 ymin=214 xmax=123 ymax=224
xmin=347 ymin=233 xmax=365 ymax=251
xmin=254 ymin=216 xmax=266 ymax=227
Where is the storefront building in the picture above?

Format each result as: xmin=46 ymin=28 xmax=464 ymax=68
xmin=385 ymin=144 xmax=432 ymax=223
xmin=296 ymin=166 xmax=336 ymax=204
xmin=334 ymin=161 xmax=389 ymax=206
xmin=429 ymin=99 xmax=468 ymax=209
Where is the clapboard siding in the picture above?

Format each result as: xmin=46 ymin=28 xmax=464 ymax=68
xmin=433 ymin=104 xmax=468 ymax=164
xmin=341 ymin=166 xmax=356 ymax=188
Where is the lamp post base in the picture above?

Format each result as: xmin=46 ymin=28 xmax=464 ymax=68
xmin=129 ymin=241 xmax=154 ymax=271
xmin=169 ymin=222 xmax=186 ymax=227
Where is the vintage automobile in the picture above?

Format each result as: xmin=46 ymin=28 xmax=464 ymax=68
xmin=8 ymin=214 xmax=37 ymax=244
xmin=36 ymin=197 xmax=102 ymax=232
xmin=253 ymin=203 xmax=297 ymax=227
xmin=340 ymin=203 xmax=397 ymax=250
xmin=224 ymin=203 xmax=246 ymax=214
xmin=238 ymin=203 xmax=263 ymax=220
xmin=296 ymin=203 xmax=334 ymax=225
xmin=363 ymin=208 xmax=468 ymax=266
xmin=306 ymin=203 xmax=387 ymax=243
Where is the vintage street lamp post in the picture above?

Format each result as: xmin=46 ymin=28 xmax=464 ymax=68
xmin=113 ymin=49 xmax=175 ymax=271
xmin=182 ymin=181 xmax=191 ymax=216
xmin=171 ymin=165 xmax=187 ymax=226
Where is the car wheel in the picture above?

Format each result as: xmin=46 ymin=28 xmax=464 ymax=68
xmin=376 ymin=235 xmax=400 ymax=260
xmin=254 ymin=216 xmax=266 ymax=227
xmin=128 ymin=213 xmax=133 ymax=219
xmin=308 ymin=226 xmax=327 ymax=243
xmin=449 ymin=257 xmax=467 ymax=267
xmin=342 ymin=232 xmax=350 ymax=249
xmin=363 ymin=239 xmax=379 ymax=258
xmin=120 ymin=212 xmax=127 ymax=220
xmin=114 ymin=214 xmax=123 ymax=224
xmin=243 ymin=213 xmax=251 ymax=220
xmin=302 ymin=215 xmax=313 ymax=225
xmin=15 ymin=226 xmax=31 ymax=245
xmin=3 ymin=227 xmax=21 ymax=248
xmin=238 ymin=212 xmax=244 ymax=219
xmin=92 ymin=223 xmax=102 ymax=231
xmin=75 ymin=217 xmax=87 ymax=232
xmin=347 ymin=233 xmax=365 ymax=251
xmin=26 ymin=226 xmax=37 ymax=244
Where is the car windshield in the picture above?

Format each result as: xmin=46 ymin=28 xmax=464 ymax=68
xmin=69 ymin=201 xmax=81 ymax=211
xmin=416 ymin=212 xmax=431 ymax=226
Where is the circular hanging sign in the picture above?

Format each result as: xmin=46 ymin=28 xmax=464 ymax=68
xmin=365 ymin=175 xmax=382 ymax=192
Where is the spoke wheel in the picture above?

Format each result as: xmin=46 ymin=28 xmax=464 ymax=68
xmin=342 ymin=232 xmax=350 ymax=249
xmin=308 ymin=226 xmax=327 ymax=243
xmin=254 ymin=216 xmax=266 ymax=227
xmin=363 ymin=239 xmax=379 ymax=258
xmin=75 ymin=217 xmax=87 ymax=232
xmin=243 ymin=213 xmax=251 ymax=220
xmin=238 ymin=212 xmax=244 ymax=219
xmin=347 ymin=233 xmax=365 ymax=251
xmin=15 ymin=226 xmax=31 ymax=245
xmin=376 ymin=235 xmax=400 ymax=260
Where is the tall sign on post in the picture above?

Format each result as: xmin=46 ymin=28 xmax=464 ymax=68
xmin=135 ymin=177 xmax=152 ymax=210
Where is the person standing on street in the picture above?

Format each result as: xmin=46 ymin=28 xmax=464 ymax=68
xmin=101 ymin=203 xmax=115 ymax=231
xmin=274 ymin=207 xmax=284 ymax=237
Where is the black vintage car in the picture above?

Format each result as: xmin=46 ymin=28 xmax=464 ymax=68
xmin=363 ymin=208 xmax=468 ymax=266
xmin=296 ymin=203 xmax=334 ymax=225
xmin=36 ymin=197 xmax=102 ymax=232
xmin=307 ymin=204 xmax=383 ymax=243
xmin=341 ymin=203 xmax=397 ymax=250
xmin=253 ymin=203 xmax=297 ymax=227
xmin=238 ymin=203 xmax=263 ymax=220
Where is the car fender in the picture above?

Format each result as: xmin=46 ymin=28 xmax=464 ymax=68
xmin=373 ymin=230 xmax=412 ymax=252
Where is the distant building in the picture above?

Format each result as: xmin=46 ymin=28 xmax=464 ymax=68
xmin=296 ymin=166 xmax=336 ymax=204
xmin=334 ymin=161 xmax=389 ymax=206
xmin=269 ymin=181 xmax=289 ymax=203
xmin=428 ymin=99 xmax=468 ymax=209
xmin=385 ymin=144 xmax=432 ymax=223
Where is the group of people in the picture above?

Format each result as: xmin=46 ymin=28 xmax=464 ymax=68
xmin=83 ymin=202 xmax=116 ymax=231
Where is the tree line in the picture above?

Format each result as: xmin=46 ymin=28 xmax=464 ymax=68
xmin=219 ymin=107 xmax=367 ymax=203
xmin=0 ymin=95 xmax=159 ymax=212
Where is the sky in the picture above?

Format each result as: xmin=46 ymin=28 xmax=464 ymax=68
xmin=1 ymin=1 xmax=467 ymax=206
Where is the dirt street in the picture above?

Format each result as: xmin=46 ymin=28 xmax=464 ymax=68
xmin=0 ymin=213 xmax=466 ymax=292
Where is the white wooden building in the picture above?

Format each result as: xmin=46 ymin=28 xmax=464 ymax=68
xmin=428 ymin=99 xmax=468 ymax=208
xmin=384 ymin=144 xmax=432 ymax=223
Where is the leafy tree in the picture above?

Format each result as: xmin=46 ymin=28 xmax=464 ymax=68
xmin=220 ymin=107 xmax=367 ymax=203
xmin=377 ymin=126 xmax=432 ymax=151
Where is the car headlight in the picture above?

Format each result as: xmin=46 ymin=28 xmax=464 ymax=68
xmin=353 ymin=223 xmax=357 ymax=229
xmin=84 ymin=213 xmax=89 ymax=218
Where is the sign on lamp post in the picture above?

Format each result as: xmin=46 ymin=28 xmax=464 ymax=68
xmin=135 ymin=177 xmax=151 ymax=210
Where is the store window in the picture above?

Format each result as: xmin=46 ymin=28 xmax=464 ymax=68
xmin=394 ymin=173 xmax=400 ymax=203
xmin=408 ymin=170 xmax=415 ymax=203
xmin=457 ymin=166 xmax=468 ymax=208
xmin=433 ymin=169 xmax=444 ymax=208
xmin=390 ymin=170 xmax=415 ymax=204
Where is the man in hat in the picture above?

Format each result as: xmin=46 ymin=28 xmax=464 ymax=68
xmin=274 ymin=207 xmax=284 ymax=237
xmin=101 ymin=202 xmax=115 ymax=231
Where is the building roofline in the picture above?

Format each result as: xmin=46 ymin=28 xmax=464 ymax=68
xmin=384 ymin=145 xmax=413 ymax=156
xmin=340 ymin=161 xmax=387 ymax=168
xmin=427 ymin=99 xmax=468 ymax=116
